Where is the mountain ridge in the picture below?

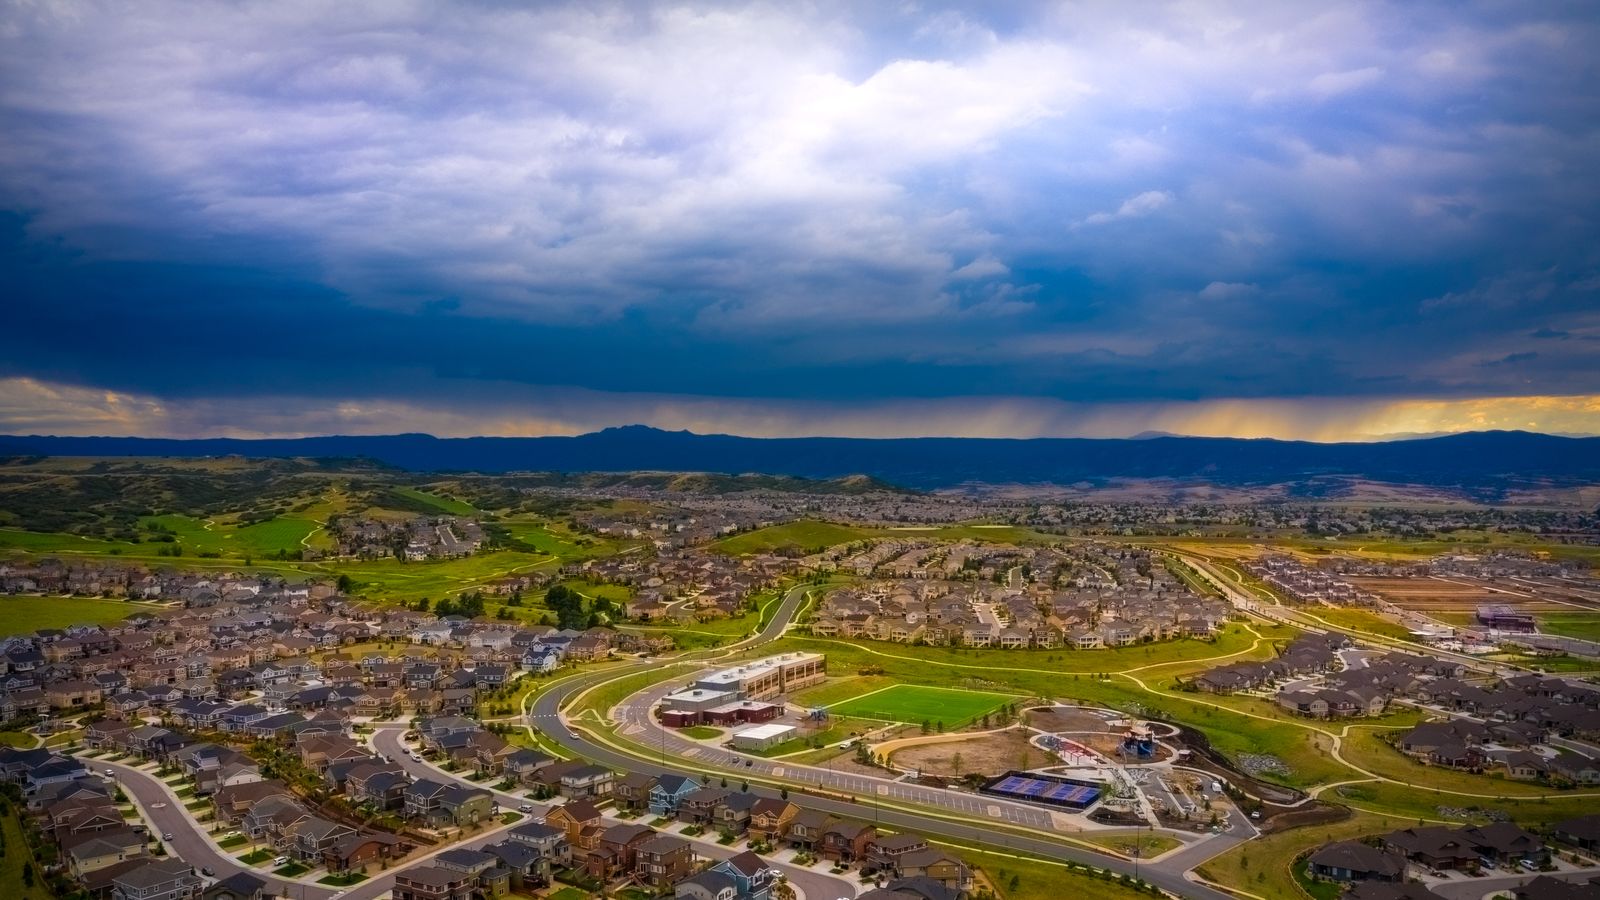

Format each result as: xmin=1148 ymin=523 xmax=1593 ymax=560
xmin=2 ymin=428 xmax=1597 ymax=494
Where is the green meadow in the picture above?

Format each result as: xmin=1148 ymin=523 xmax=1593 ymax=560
xmin=0 ymin=596 xmax=162 ymax=637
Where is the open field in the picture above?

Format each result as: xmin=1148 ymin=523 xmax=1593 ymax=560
xmin=712 ymin=520 xmax=875 ymax=555
xmin=1296 ymin=606 xmax=1416 ymax=641
xmin=388 ymin=487 xmax=478 ymax=515
xmin=1349 ymin=574 xmax=1600 ymax=635
xmin=0 ymin=596 xmax=165 ymax=636
xmin=1536 ymin=612 xmax=1600 ymax=642
xmin=0 ymin=521 xmax=629 ymax=604
xmin=827 ymin=684 xmax=1019 ymax=726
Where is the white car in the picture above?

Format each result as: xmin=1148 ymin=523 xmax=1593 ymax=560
xmin=273 ymin=856 xmax=290 ymax=866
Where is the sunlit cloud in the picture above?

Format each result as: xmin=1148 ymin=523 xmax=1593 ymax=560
xmin=0 ymin=2 xmax=1596 ymax=430
xmin=3 ymin=378 xmax=1595 ymax=442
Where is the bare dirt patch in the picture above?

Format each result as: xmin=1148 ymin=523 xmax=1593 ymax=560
xmin=890 ymin=728 xmax=1041 ymax=777
xmin=1026 ymin=706 xmax=1117 ymax=734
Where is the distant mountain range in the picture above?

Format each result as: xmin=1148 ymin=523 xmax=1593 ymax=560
xmin=3 ymin=427 xmax=1599 ymax=495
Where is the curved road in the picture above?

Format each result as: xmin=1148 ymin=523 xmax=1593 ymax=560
xmin=366 ymin=727 xmax=856 ymax=900
xmin=96 ymin=757 xmax=339 ymax=900
xmin=527 ymin=585 xmax=1237 ymax=900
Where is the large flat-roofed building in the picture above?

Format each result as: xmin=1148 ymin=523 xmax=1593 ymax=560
xmin=1476 ymin=605 xmax=1537 ymax=633
xmin=692 ymin=652 xmax=826 ymax=702
xmin=730 ymin=723 xmax=798 ymax=751
xmin=661 ymin=689 xmax=738 ymax=714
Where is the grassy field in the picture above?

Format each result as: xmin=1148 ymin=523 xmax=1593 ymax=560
xmin=792 ymin=675 xmax=901 ymax=708
xmin=944 ymin=841 xmax=1162 ymax=900
xmin=389 ymin=487 xmax=478 ymax=516
xmin=1536 ymin=612 xmax=1600 ymax=642
xmin=0 ymin=595 xmax=163 ymax=636
xmin=1196 ymin=810 xmax=1407 ymax=900
xmin=1297 ymin=606 xmax=1416 ymax=642
xmin=0 ymin=800 xmax=53 ymax=900
xmin=1074 ymin=831 xmax=1184 ymax=858
xmin=1338 ymin=727 xmax=1554 ymax=798
xmin=0 ymin=528 xmax=137 ymax=553
xmin=0 ymin=731 xmax=36 ymax=748
xmin=712 ymin=520 xmax=875 ymax=555
xmin=827 ymin=684 xmax=1018 ymax=726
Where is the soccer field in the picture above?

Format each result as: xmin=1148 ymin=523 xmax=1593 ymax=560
xmin=827 ymin=684 xmax=1017 ymax=726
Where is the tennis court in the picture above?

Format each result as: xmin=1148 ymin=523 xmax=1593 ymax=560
xmin=981 ymin=770 xmax=1103 ymax=810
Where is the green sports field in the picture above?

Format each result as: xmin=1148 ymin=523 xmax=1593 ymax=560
xmin=827 ymin=683 xmax=1017 ymax=726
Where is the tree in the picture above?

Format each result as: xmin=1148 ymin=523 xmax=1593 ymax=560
xmin=337 ymin=574 xmax=356 ymax=594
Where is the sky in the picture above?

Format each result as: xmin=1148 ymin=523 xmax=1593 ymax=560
xmin=1 ymin=1 xmax=1597 ymax=441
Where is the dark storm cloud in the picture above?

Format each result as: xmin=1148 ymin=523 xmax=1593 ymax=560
xmin=0 ymin=1 xmax=1597 ymax=437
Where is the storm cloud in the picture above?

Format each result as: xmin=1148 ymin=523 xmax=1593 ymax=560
xmin=1 ymin=1 xmax=1597 ymax=437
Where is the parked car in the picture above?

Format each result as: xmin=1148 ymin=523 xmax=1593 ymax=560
xmin=273 ymin=856 xmax=290 ymax=866
xmin=518 ymin=804 xmax=535 ymax=813
xmin=162 ymin=832 xmax=173 ymax=841
xmin=201 ymin=867 xmax=214 ymax=877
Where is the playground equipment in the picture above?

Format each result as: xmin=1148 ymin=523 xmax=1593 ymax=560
xmin=1120 ymin=722 xmax=1156 ymax=759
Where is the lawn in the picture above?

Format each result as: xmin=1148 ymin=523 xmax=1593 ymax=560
xmin=680 ymin=726 xmax=724 ymax=740
xmin=0 ymin=595 xmax=161 ymax=637
xmin=237 ymin=849 xmax=274 ymax=865
xmin=1 ymin=801 xmax=52 ymax=900
xmin=0 ymin=731 xmax=36 ymax=748
xmin=317 ymin=872 xmax=369 ymax=886
xmin=272 ymin=862 xmax=310 ymax=877
xmin=942 ymin=841 xmax=1161 ymax=900
xmin=827 ymin=684 xmax=1019 ymax=727
xmin=1074 ymin=831 xmax=1184 ymax=858
xmin=547 ymin=889 xmax=591 ymax=900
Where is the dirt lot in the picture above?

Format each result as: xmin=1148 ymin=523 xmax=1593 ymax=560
xmin=1026 ymin=706 xmax=1117 ymax=734
xmin=889 ymin=728 xmax=1041 ymax=777
xmin=1348 ymin=575 xmax=1600 ymax=621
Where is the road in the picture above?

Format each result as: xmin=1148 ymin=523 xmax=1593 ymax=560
xmin=366 ymin=727 xmax=856 ymax=900
xmin=96 ymin=757 xmax=339 ymax=900
xmin=527 ymin=583 xmax=1240 ymax=900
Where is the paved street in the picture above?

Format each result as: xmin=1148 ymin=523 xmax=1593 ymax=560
xmin=94 ymin=757 xmax=339 ymax=900
xmin=367 ymin=727 xmax=859 ymax=900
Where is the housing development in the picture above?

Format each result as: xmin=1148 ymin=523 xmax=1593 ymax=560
xmin=1 ymin=459 xmax=1600 ymax=900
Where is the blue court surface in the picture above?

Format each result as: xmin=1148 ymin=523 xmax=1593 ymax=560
xmin=980 ymin=770 xmax=1103 ymax=810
